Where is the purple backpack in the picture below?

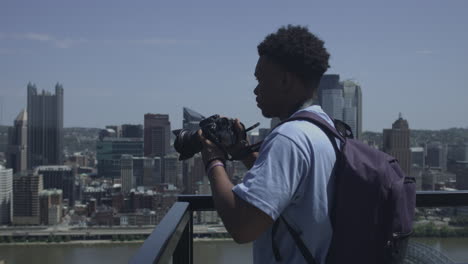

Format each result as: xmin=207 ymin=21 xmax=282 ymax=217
xmin=272 ymin=111 xmax=416 ymax=264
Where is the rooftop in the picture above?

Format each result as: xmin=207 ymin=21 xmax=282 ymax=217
xmin=15 ymin=109 xmax=27 ymax=122
xmin=36 ymin=165 xmax=72 ymax=171
xmin=40 ymin=189 xmax=63 ymax=196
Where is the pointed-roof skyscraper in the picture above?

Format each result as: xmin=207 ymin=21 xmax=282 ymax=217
xmin=27 ymin=83 xmax=64 ymax=168
xmin=6 ymin=109 xmax=28 ymax=173
xmin=183 ymin=107 xmax=205 ymax=131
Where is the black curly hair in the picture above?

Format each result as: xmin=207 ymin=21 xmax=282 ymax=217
xmin=257 ymin=25 xmax=330 ymax=89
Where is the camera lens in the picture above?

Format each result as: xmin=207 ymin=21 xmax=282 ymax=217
xmin=172 ymin=129 xmax=203 ymax=160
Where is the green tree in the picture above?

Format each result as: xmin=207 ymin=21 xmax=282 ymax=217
xmin=439 ymin=226 xmax=450 ymax=237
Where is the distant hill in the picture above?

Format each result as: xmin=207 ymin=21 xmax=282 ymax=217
xmin=362 ymin=128 xmax=468 ymax=149
xmin=2 ymin=125 xmax=467 ymax=155
xmin=0 ymin=126 xmax=101 ymax=154
xmin=63 ymin=127 xmax=101 ymax=155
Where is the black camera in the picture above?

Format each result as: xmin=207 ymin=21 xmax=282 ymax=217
xmin=172 ymin=115 xmax=259 ymax=161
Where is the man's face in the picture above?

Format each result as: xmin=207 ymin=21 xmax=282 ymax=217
xmin=254 ymin=56 xmax=286 ymax=118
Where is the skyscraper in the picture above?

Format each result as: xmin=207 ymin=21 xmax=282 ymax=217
xmin=144 ymin=114 xmax=171 ymax=157
xmin=13 ymin=171 xmax=43 ymax=225
xmin=448 ymin=161 xmax=468 ymax=190
xmin=448 ymin=143 xmax=468 ymax=162
xmin=133 ymin=156 xmax=144 ymax=187
xmin=96 ymin=137 xmax=143 ymax=179
xmin=27 ymin=83 xmax=64 ymax=169
xmin=6 ymin=109 xmax=28 ymax=173
xmin=321 ymin=76 xmax=344 ymax=121
xmin=411 ymin=147 xmax=426 ymax=169
xmin=316 ymin=74 xmax=341 ymax=106
xmin=36 ymin=165 xmax=75 ymax=206
xmin=183 ymin=107 xmax=204 ymax=131
xmin=383 ymin=114 xmax=412 ymax=175
xmin=317 ymin=75 xmax=363 ymax=139
xmin=120 ymin=155 xmax=134 ymax=194
xmin=120 ymin=156 xmax=162 ymax=190
xmin=426 ymin=142 xmax=448 ymax=170
xmin=142 ymin=157 xmax=161 ymax=187
xmin=182 ymin=154 xmax=204 ymax=194
xmin=164 ymin=153 xmax=182 ymax=187
xmin=39 ymin=189 xmax=62 ymax=225
xmin=181 ymin=107 xmax=205 ymax=193
xmin=343 ymin=80 xmax=363 ymax=139
xmin=122 ymin=124 xmax=143 ymax=138
xmin=0 ymin=165 xmax=13 ymax=224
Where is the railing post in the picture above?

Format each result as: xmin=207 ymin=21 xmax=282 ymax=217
xmin=173 ymin=210 xmax=193 ymax=264
xmin=189 ymin=211 xmax=193 ymax=263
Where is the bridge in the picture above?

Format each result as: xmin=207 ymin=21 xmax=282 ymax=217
xmin=0 ymin=224 xmax=227 ymax=241
xmin=0 ymin=227 xmax=154 ymax=241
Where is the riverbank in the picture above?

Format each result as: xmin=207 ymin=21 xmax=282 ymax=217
xmin=194 ymin=238 xmax=233 ymax=242
xmin=0 ymin=240 xmax=144 ymax=247
xmin=413 ymin=222 xmax=468 ymax=237
xmin=0 ymin=237 xmax=235 ymax=247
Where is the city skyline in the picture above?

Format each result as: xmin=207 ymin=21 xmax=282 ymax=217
xmin=2 ymin=79 xmax=466 ymax=133
xmin=1 ymin=3 xmax=467 ymax=260
xmin=1 ymin=1 xmax=467 ymax=132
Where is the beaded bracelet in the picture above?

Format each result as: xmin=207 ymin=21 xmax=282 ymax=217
xmin=206 ymin=161 xmax=225 ymax=177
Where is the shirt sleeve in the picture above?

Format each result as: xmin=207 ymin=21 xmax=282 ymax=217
xmin=232 ymin=133 xmax=310 ymax=220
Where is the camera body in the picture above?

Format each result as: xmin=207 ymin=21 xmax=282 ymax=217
xmin=173 ymin=115 xmax=245 ymax=160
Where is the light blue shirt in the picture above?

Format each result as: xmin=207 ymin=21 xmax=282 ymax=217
xmin=232 ymin=105 xmax=337 ymax=264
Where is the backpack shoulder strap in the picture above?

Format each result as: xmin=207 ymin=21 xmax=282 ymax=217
xmin=286 ymin=111 xmax=342 ymax=138
xmin=279 ymin=111 xmax=344 ymax=155
xmin=272 ymin=216 xmax=318 ymax=264
xmin=281 ymin=215 xmax=318 ymax=264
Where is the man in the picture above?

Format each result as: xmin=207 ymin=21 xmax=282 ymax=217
xmin=198 ymin=25 xmax=336 ymax=263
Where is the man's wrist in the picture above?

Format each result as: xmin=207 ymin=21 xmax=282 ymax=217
xmin=206 ymin=159 xmax=225 ymax=177
xmin=202 ymin=146 xmax=226 ymax=169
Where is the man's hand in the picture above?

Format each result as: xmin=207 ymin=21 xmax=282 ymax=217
xmin=225 ymin=119 xmax=250 ymax=159
xmin=197 ymin=129 xmax=226 ymax=168
xmin=226 ymin=118 xmax=259 ymax=169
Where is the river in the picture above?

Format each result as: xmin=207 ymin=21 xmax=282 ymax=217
xmin=0 ymin=238 xmax=467 ymax=264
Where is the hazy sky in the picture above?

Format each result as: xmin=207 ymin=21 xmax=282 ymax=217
xmin=1 ymin=0 xmax=467 ymax=132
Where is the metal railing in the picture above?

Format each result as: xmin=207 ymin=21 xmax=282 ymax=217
xmin=130 ymin=202 xmax=192 ymax=264
xmin=130 ymin=191 xmax=468 ymax=264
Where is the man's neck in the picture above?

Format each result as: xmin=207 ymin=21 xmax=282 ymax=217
xmin=279 ymin=97 xmax=315 ymax=121
xmin=298 ymin=97 xmax=315 ymax=110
